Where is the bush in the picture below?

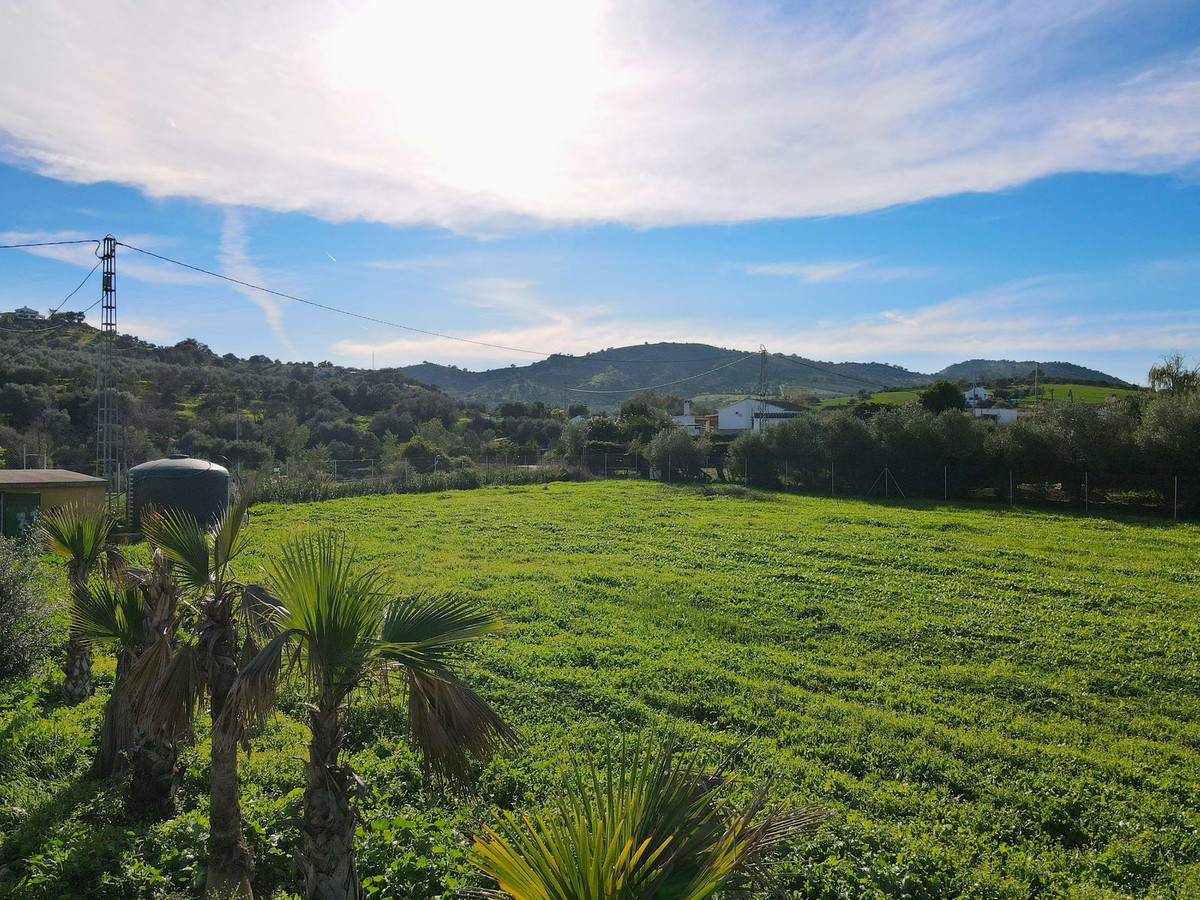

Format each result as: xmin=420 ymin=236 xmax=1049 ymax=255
xmin=0 ymin=534 xmax=54 ymax=679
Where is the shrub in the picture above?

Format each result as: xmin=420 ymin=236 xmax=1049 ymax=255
xmin=0 ymin=534 xmax=54 ymax=679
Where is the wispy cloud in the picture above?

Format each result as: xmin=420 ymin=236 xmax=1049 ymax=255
xmin=217 ymin=209 xmax=292 ymax=351
xmin=746 ymin=259 xmax=926 ymax=283
xmin=0 ymin=2 xmax=1196 ymax=228
xmin=0 ymin=229 xmax=210 ymax=285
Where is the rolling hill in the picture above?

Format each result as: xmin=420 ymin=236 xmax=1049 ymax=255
xmin=399 ymin=343 xmax=1130 ymax=406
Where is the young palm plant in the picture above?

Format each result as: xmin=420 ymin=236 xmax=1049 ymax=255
xmin=138 ymin=493 xmax=266 ymax=900
xmin=472 ymin=734 xmax=833 ymax=900
xmin=39 ymin=502 xmax=115 ymax=704
xmin=222 ymin=530 xmax=515 ymax=900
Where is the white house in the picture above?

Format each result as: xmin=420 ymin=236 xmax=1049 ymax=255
xmin=972 ymin=406 xmax=1019 ymax=424
xmin=13 ymin=306 xmax=42 ymax=320
xmin=964 ymin=386 xmax=992 ymax=407
xmin=717 ymin=398 xmax=806 ymax=433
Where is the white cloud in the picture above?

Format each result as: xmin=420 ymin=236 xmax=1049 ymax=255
xmin=217 ymin=209 xmax=292 ymax=351
xmin=746 ymin=260 xmax=926 ymax=282
xmin=0 ymin=1 xmax=1196 ymax=228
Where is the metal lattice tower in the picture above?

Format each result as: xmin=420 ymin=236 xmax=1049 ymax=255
xmin=753 ymin=344 xmax=768 ymax=431
xmin=96 ymin=235 xmax=119 ymax=508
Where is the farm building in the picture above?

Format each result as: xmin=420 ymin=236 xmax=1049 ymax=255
xmin=971 ymin=406 xmax=1020 ymax=424
xmin=671 ymin=401 xmax=718 ymax=435
xmin=717 ymin=397 xmax=807 ymax=433
xmin=0 ymin=469 xmax=106 ymax=538
xmin=964 ymin=386 xmax=992 ymax=407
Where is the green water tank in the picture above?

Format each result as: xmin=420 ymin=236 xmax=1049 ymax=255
xmin=129 ymin=455 xmax=230 ymax=530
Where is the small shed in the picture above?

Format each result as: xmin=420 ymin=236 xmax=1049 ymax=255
xmin=0 ymin=469 xmax=107 ymax=538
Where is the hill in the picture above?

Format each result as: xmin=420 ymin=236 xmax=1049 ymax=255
xmin=935 ymin=358 xmax=1132 ymax=386
xmin=401 ymin=343 xmax=931 ymax=405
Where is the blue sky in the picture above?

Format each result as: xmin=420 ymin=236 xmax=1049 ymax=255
xmin=2 ymin=1 xmax=1198 ymax=385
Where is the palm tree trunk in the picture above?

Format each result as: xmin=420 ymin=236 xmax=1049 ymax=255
xmin=302 ymin=704 xmax=361 ymax=900
xmin=94 ymin=651 xmax=134 ymax=777
xmin=129 ymin=723 xmax=179 ymax=820
xmin=62 ymin=634 xmax=92 ymax=705
xmin=206 ymin=623 xmax=254 ymax=900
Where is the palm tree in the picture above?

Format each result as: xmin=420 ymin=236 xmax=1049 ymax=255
xmin=139 ymin=493 xmax=265 ymax=899
xmin=81 ymin=549 xmax=185 ymax=817
xmin=222 ymin=530 xmax=514 ymax=900
xmin=39 ymin=503 xmax=114 ymax=705
xmin=472 ymin=734 xmax=832 ymax=900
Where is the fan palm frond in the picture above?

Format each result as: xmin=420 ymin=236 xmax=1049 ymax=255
xmin=71 ymin=579 xmax=146 ymax=649
xmin=211 ymin=489 xmax=253 ymax=581
xmin=378 ymin=593 xmax=503 ymax=675
xmin=135 ymin=642 xmax=206 ymax=742
xmin=142 ymin=507 xmax=211 ymax=593
xmin=218 ymin=628 xmax=302 ymax=748
xmin=265 ymin=531 xmax=390 ymax=695
xmin=39 ymin=503 xmax=113 ymax=580
xmin=407 ymin=669 xmax=517 ymax=786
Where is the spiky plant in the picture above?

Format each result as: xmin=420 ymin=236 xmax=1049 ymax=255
xmin=137 ymin=492 xmax=267 ymax=900
xmin=472 ymin=735 xmax=832 ymax=900
xmin=222 ymin=530 xmax=514 ymax=900
xmin=39 ymin=502 xmax=114 ymax=704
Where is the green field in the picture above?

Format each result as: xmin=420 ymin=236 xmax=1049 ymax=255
xmin=820 ymin=390 xmax=922 ymax=408
xmin=3 ymin=482 xmax=1198 ymax=898
xmin=819 ymin=384 xmax=1140 ymax=409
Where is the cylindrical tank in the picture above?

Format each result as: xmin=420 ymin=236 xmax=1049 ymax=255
xmin=129 ymin=455 xmax=230 ymax=531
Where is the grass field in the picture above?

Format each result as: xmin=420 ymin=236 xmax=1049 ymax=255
xmin=820 ymin=390 xmax=922 ymax=408
xmin=819 ymin=384 xmax=1140 ymax=409
xmin=2 ymin=481 xmax=1198 ymax=898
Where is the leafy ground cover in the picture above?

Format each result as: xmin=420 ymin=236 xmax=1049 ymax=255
xmin=2 ymin=481 xmax=1198 ymax=898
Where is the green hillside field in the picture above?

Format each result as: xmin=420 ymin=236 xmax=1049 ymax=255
xmin=820 ymin=384 xmax=1140 ymax=409
xmin=2 ymin=481 xmax=1197 ymax=898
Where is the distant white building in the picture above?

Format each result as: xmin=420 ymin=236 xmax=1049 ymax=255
xmin=972 ymin=406 xmax=1019 ymax=424
xmin=717 ymin=397 xmax=806 ymax=433
xmin=13 ymin=306 xmax=42 ymax=320
xmin=964 ymin=386 xmax=992 ymax=407
xmin=671 ymin=401 xmax=717 ymax=435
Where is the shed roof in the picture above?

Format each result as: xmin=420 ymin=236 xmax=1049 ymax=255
xmin=0 ymin=469 xmax=106 ymax=488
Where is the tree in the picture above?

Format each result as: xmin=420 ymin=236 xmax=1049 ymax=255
xmin=1148 ymin=352 xmax=1199 ymax=395
xmin=646 ymin=427 xmax=705 ymax=481
xmin=140 ymin=493 xmax=265 ymax=898
xmin=920 ymin=380 xmax=966 ymax=414
xmin=39 ymin=503 xmax=114 ymax=705
xmin=0 ymin=534 xmax=52 ymax=679
xmin=223 ymin=531 xmax=514 ymax=900
xmin=472 ymin=734 xmax=832 ymax=900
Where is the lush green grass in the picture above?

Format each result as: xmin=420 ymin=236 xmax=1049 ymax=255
xmin=2 ymin=482 xmax=1198 ymax=898
xmin=820 ymin=390 xmax=923 ymax=408
xmin=1013 ymin=384 xmax=1140 ymax=406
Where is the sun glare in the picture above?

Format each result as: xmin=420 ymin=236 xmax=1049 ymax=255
xmin=321 ymin=0 xmax=610 ymax=201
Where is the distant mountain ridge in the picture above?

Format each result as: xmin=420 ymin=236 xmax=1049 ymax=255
xmin=934 ymin=358 xmax=1134 ymax=386
xmin=399 ymin=343 xmax=1130 ymax=406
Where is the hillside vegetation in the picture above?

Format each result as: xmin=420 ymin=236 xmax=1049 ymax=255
xmin=2 ymin=482 xmax=1197 ymax=898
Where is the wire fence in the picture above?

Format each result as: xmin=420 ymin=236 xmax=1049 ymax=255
xmin=272 ymin=453 xmax=1198 ymax=518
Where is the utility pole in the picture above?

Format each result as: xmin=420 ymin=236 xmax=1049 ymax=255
xmin=753 ymin=345 xmax=768 ymax=433
xmin=96 ymin=235 xmax=119 ymax=511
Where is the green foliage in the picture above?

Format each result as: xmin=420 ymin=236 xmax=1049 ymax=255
xmin=919 ymin=380 xmax=966 ymax=414
xmin=3 ymin=482 xmax=1199 ymax=899
xmin=0 ymin=535 xmax=54 ymax=678
xmin=645 ymin=427 xmax=705 ymax=481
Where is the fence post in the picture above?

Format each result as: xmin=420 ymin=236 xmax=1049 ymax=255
xmin=1009 ymin=470 xmax=1013 ymax=505
xmin=944 ymin=465 xmax=947 ymax=501
xmin=605 ymin=453 xmax=609 ymax=478
xmin=831 ymin=460 xmax=834 ymax=498
xmin=1175 ymin=475 xmax=1179 ymax=520
xmin=1084 ymin=471 xmax=1089 ymax=512
xmin=745 ymin=456 xmax=749 ymax=485
xmin=668 ymin=454 xmax=672 ymax=483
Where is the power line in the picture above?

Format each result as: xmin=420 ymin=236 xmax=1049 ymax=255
xmin=0 ymin=261 xmax=101 ymax=367
xmin=563 ymin=353 xmax=754 ymax=394
xmin=772 ymin=352 xmax=892 ymax=390
xmin=116 ymin=241 xmax=552 ymax=358
xmin=116 ymin=242 xmax=747 ymax=369
xmin=0 ymin=239 xmax=101 ymax=250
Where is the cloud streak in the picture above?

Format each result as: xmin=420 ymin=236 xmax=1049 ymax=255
xmin=0 ymin=1 xmax=1196 ymax=229
xmin=217 ymin=210 xmax=292 ymax=351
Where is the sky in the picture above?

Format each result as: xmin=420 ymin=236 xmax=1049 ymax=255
xmin=1 ymin=0 xmax=1198 ymax=386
